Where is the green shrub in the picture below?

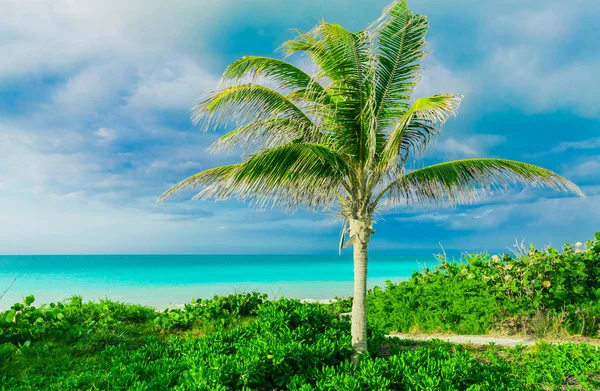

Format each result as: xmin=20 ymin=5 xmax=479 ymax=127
xmin=368 ymin=233 xmax=600 ymax=336
xmin=0 ymin=295 xmax=156 ymax=345
xmin=154 ymin=292 xmax=267 ymax=331
xmin=2 ymin=293 xmax=600 ymax=390
xmin=368 ymin=263 xmax=499 ymax=334
xmin=329 ymin=296 xmax=353 ymax=314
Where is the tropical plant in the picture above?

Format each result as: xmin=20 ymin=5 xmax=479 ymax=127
xmin=158 ymin=0 xmax=583 ymax=354
xmin=5 ymin=293 xmax=600 ymax=390
xmin=367 ymin=233 xmax=600 ymax=336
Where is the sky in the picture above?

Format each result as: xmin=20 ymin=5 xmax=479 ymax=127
xmin=0 ymin=0 xmax=598 ymax=254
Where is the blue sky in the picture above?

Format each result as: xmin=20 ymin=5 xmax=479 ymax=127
xmin=0 ymin=0 xmax=598 ymax=254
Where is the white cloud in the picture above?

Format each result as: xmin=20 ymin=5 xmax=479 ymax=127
xmin=490 ymin=51 xmax=600 ymax=118
xmin=553 ymin=137 xmax=600 ymax=153
xmin=49 ymin=63 xmax=136 ymax=118
xmin=567 ymin=158 xmax=600 ymax=180
xmin=472 ymin=2 xmax=600 ymax=118
xmin=0 ymin=0 xmax=228 ymax=79
xmin=397 ymin=192 xmax=595 ymax=245
xmin=412 ymin=1 xmax=600 ymax=119
xmin=414 ymin=56 xmax=471 ymax=99
xmin=492 ymin=7 xmax=572 ymax=41
xmin=397 ymin=206 xmax=510 ymax=231
xmin=0 ymin=125 xmax=91 ymax=193
xmin=127 ymin=59 xmax=215 ymax=111
xmin=95 ymin=127 xmax=118 ymax=144
xmin=455 ymin=193 xmax=600 ymax=249
xmin=431 ymin=135 xmax=506 ymax=159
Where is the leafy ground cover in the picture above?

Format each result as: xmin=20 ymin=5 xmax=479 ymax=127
xmin=1 ymin=234 xmax=599 ymax=389
xmin=1 ymin=294 xmax=599 ymax=389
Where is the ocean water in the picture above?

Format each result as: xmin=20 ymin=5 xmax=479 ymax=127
xmin=0 ymin=254 xmax=444 ymax=309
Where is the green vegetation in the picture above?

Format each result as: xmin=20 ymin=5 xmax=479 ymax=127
xmin=2 ymin=295 xmax=600 ymax=390
xmin=2 ymin=235 xmax=600 ymax=390
xmin=368 ymin=233 xmax=600 ymax=338
xmin=157 ymin=0 xmax=582 ymax=353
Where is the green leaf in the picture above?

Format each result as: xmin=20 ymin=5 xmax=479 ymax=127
xmin=0 ymin=343 xmax=17 ymax=358
xmin=221 ymin=56 xmax=326 ymax=100
xmin=191 ymin=84 xmax=315 ymax=133
xmin=208 ymin=118 xmax=316 ymax=155
xmin=274 ymin=376 xmax=285 ymax=387
xmin=4 ymin=309 xmax=16 ymax=323
xmin=379 ymin=94 xmax=462 ymax=169
xmin=382 ymin=158 xmax=583 ymax=207
xmin=24 ymin=295 xmax=35 ymax=306
xmin=372 ymin=1 xmax=428 ymax=128
xmin=159 ymin=144 xmax=351 ymax=211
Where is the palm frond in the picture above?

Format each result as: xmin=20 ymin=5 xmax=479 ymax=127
xmin=379 ymin=94 xmax=462 ymax=169
xmin=208 ymin=118 xmax=317 ymax=155
xmin=159 ymin=144 xmax=352 ymax=211
xmin=370 ymin=0 xmax=429 ymax=129
xmin=380 ymin=158 xmax=584 ymax=207
xmin=220 ymin=56 xmax=327 ymax=102
xmin=282 ymin=23 xmax=369 ymax=85
xmin=283 ymin=23 xmax=376 ymax=164
xmin=191 ymin=84 xmax=314 ymax=131
xmin=158 ymin=164 xmax=238 ymax=202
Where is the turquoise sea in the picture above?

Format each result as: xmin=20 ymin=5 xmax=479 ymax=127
xmin=0 ymin=254 xmax=445 ymax=309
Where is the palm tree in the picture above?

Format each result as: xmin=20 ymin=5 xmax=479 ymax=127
xmin=159 ymin=0 xmax=583 ymax=354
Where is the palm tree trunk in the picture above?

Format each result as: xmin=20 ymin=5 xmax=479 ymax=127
xmin=349 ymin=218 xmax=371 ymax=355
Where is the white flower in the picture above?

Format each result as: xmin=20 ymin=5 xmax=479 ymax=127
xmin=575 ymin=242 xmax=583 ymax=247
xmin=491 ymin=255 xmax=500 ymax=262
xmin=12 ymin=310 xmax=22 ymax=323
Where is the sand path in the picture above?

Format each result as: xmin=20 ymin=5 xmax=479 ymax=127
xmin=387 ymin=333 xmax=600 ymax=347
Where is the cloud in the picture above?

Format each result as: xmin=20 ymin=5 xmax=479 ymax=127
xmin=49 ymin=63 xmax=136 ymax=118
xmin=431 ymin=135 xmax=506 ymax=159
xmin=459 ymin=193 xmax=600 ymax=249
xmin=552 ymin=137 xmax=600 ymax=153
xmin=0 ymin=0 xmax=224 ymax=78
xmin=396 ymin=204 xmax=510 ymax=231
xmin=491 ymin=6 xmax=575 ymax=42
xmin=566 ymin=157 xmax=600 ymax=180
xmin=150 ymin=202 xmax=215 ymax=221
xmin=95 ymin=128 xmax=118 ymax=144
xmin=0 ymin=125 xmax=100 ymax=196
xmin=414 ymin=55 xmax=471 ymax=99
xmin=488 ymin=49 xmax=600 ymax=118
xmin=477 ymin=2 xmax=600 ymax=118
xmin=396 ymin=191 xmax=595 ymax=239
xmin=0 ymin=0 xmax=598 ymax=253
xmin=127 ymin=59 xmax=216 ymax=111
xmin=408 ymin=0 xmax=600 ymax=120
